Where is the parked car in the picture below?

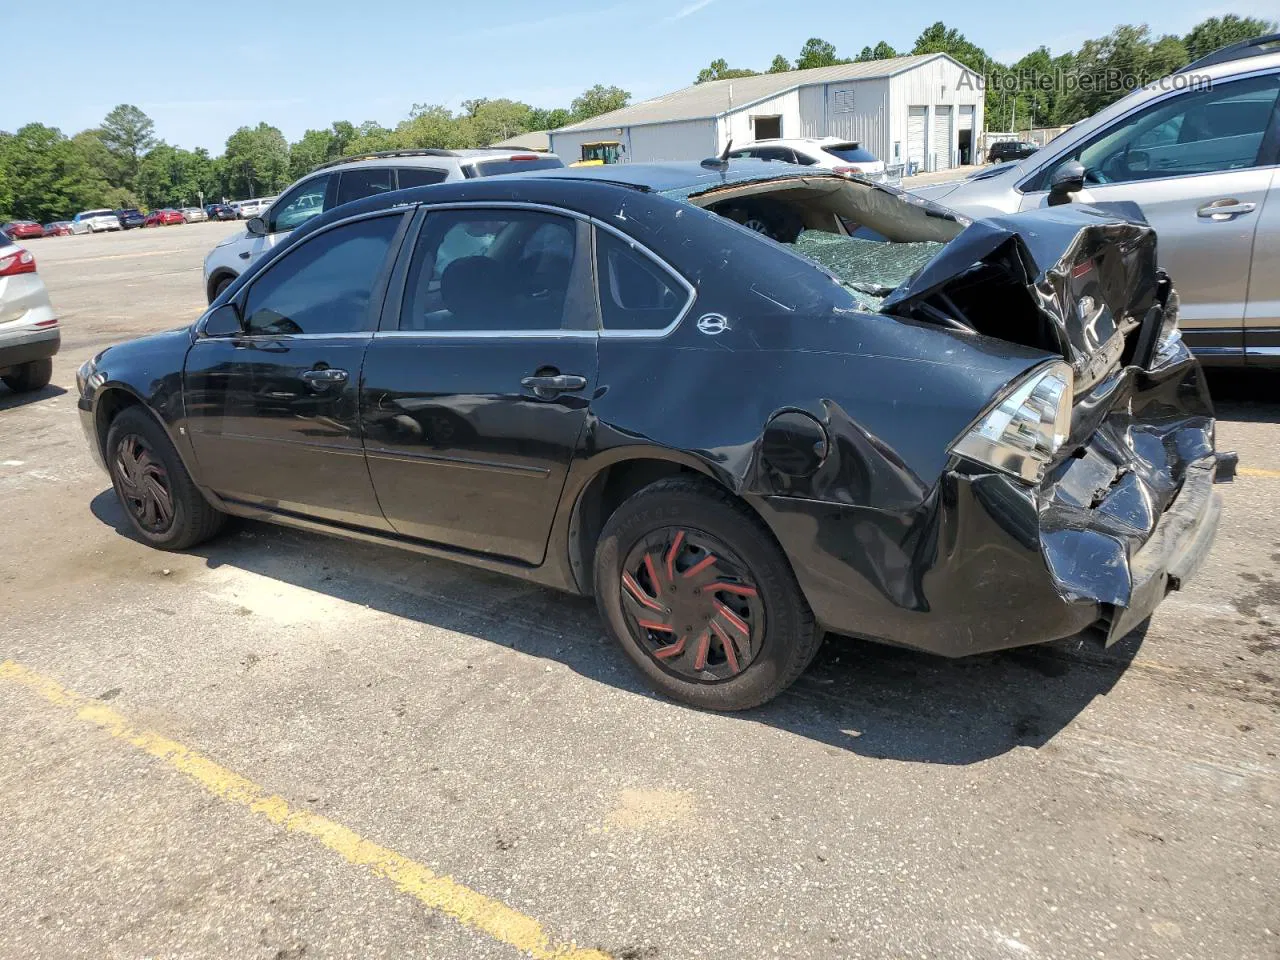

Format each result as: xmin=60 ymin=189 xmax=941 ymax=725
xmin=43 ymin=222 xmax=73 ymax=237
xmin=205 ymin=203 xmax=237 ymax=221
xmin=230 ymin=197 xmax=276 ymax=219
xmin=80 ymin=161 xmax=1227 ymax=710
xmin=1 ymin=221 xmax=45 ymax=240
xmin=0 ymin=233 xmax=59 ymax=393
xmin=909 ymin=34 xmax=1280 ymax=366
xmin=144 ymin=209 xmax=185 ymax=227
xmin=115 ymin=209 xmax=146 ymax=230
xmin=70 ymin=209 xmax=122 ymax=234
xmin=728 ymin=137 xmax=892 ymax=181
xmin=182 ymin=206 xmax=209 ymax=223
xmin=202 ymin=148 xmax=565 ymax=302
xmin=987 ymin=140 xmax=1039 ymax=163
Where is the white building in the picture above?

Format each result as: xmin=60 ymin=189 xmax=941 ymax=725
xmin=551 ymin=54 xmax=985 ymax=172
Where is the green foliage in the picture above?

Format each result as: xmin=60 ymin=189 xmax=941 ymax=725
xmin=223 ymin=123 xmax=290 ymax=198
xmin=856 ymin=42 xmax=898 ymax=62
xmin=1058 ymin=25 xmax=1186 ymax=121
xmin=571 ymin=85 xmax=631 ymax=122
xmin=136 ymin=143 xmax=217 ymax=208
xmin=1184 ymin=15 xmax=1276 ymax=61
xmin=98 ymin=104 xmax=157 ymax=191
xmin=911 ymin=22 xmax=988 ymax=70
xmin=695 ymin=58 xmax=759 ymax=83
xmin=796 ymin=38 xmax=846 ymax=70
xmin=767 ymin=55 xmax=792 ymax=74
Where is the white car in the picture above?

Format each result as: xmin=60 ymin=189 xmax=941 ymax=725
xmin=908 ymin=34 xmax=1280 ymax=367
xmin=0 ymin=234 xmax=59 ymax=393
xmin=728 ymin=137 xmax=892 ymax=181
xmin=230 ymin=197 xmax=276 ymax=219
xmin=69 ymin=209 xmax=121 ymax=234
xmin=203 ymin=148 xmax=564 ymax=302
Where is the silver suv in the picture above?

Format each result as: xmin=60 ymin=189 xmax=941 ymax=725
xmin=910 ymin=35 xmax=1280 ymax=366
xmin=202 ymin=148 xmax=563 ymax=302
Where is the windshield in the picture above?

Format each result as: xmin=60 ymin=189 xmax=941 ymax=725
xmin=475 ymin=157 xmax=565 ymax=177
xmin=826 ymin=144 xmax=878 ymax=163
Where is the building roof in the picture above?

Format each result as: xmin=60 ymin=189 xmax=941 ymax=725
xmin=554 ymin=54 xmax=970 ymax=133
xmin=489 ymin=130 xmax=552 ymax=152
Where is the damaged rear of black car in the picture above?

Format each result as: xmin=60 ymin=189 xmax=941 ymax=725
xmin=78 ymin=162 xmax=1231 ymax=711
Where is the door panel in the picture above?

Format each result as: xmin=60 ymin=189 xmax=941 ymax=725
xmin=184 ymin=337 xmax=390 ymax=528
xmin=1244 ymin=167 xmax=1280 ymax=362
xmin=361 ymin=337 xmax=597 ymax=562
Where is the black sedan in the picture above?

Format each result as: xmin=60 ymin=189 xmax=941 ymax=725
xmin=76 ymin=162 xmax=1229 ymax=710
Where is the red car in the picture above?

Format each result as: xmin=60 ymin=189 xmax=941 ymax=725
xmin=1 ymin=221 xmax=45 ymax=240
xmin=43 ymin=222 xmax=73 ymax=237
xmin=144 ymin=209 xmax=185 ymax=227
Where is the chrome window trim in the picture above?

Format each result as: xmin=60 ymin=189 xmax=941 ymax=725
xmin=374 ymin=329 xmax=597 ymax=339
xmin=590 ymin=217 xmax=696 ymax=339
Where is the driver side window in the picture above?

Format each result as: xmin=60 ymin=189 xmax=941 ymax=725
xmin=269 ymin=174 xmax=333 ymax=232
xmin=1043 ymin=73 xmax=1280 ymax=188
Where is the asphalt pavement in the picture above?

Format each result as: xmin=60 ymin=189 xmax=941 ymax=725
xmin=1 ymin=224 xmax=1277 ymax=960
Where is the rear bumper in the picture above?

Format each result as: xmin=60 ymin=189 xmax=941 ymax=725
xmin=756 ymin=351 xmax=1223 ymax=657
xmin=0 ymin=328 xmax=60 ymax=371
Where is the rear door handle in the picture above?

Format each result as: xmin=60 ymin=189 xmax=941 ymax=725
xmin=301 ymin=368 xmax=348 ymax=390
xmin=1197 ymin=199 xmax=1257 ymax=220
xmin=521 ymin=373 xmax=587 ymax=397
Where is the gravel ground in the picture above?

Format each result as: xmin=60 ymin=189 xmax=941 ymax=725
xmin=1 ymin=224 xmax=1277 ymax=960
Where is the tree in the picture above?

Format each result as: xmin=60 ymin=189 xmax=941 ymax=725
xmin=570 ymin=85 xmax=631 ymax=123
xmin=856 ymin=41 xmax=898 ymax=62
xmin=330 ymin=121 xmax=358 ymax=156
xmin=695 ymin=58 xmax=758 ymax=83
xmin=222 ymin=123 xmax=290 ymax=198
xmin=1059 ymin=25 xmax=1191 ymax=122
xmin=289 ymin=128 xmax=337 ymax=179
xmin=912 ymin=22 xmax=988 ymax=71
xmin=767 ymin=55 xmax=792 ymax=73
xmin=796 ymin=37 xmax=845 ymax=70
xmin=1184 ymin=15 xmax=1277 ymax=61
xmin=528 ymin=107 xmax=572 ymax=131
xmin=98 ymin=104 xmax=156 ymax=190
xmin=470 ymin=98 xmax=535 ymax=144
xmin=398 ymin=104 xmax=474 ymax=149
xmin=345 ymin=120 xmax=400 ymax=155
xmin=0 ymin=124 xmax=119 ymax=221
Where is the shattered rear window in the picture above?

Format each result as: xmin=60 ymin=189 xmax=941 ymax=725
xmin=792 ymin=231 xmax=945 ymax=310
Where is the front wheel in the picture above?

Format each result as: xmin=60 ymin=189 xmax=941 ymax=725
xmin=593 ymin=477 xmax=819 ymax=711
xmin=106 ymin=406 xmax=225 ymax=550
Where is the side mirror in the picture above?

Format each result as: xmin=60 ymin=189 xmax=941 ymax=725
xmin=246 ymin=215 xmax=267 ymax=236
xmin=1047 ymin=161 xmax=1086 ymax=207
xmin=202 ymin=302 xmax=243 ymax=337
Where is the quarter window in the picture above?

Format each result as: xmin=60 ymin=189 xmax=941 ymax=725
xmin=399 ymin=209 xmax=584 ymax=332
xmin=595 ymin=229 xmax=688 ymax=332
xmin=396 ymin=167 xmax=449 ymax=189
xmin=270 ymin=174 xmax=332 ymax=232
xmin=1038 ymin=73 xmax=1280 ymax=188
xmin=243 ymin=215 xmax=402 ymax=336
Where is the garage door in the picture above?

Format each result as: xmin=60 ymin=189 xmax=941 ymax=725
xmin=907 ymin=106 xmax=927 ymax=172
xmin=933 ymin=106 xmax=954 ymax=171
xmin=958 ymin=105 xmax=974 ymax=132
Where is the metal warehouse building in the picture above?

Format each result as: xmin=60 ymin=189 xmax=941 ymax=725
xmin=550 ymin=53 xmax=985 ymax=172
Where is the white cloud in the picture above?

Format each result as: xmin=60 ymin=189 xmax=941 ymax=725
xmin=668 ymin=0 xmax=716 ymax=20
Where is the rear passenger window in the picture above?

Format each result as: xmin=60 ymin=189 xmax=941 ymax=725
xmin=399 ymin=209 xmax=587 ymax=332
xmin=244 ymin=214 xmax=401 ymax=336
xmin=595 ymin=230 xmax=688 ymax=332
xmin=397 ymin=167 xmax=449 ymax=189
xmin=336 ymin=168 xmax=394 ymax=206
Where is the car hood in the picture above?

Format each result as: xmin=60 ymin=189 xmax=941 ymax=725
xmin=213 ymin=230 xmax=249 ymax=249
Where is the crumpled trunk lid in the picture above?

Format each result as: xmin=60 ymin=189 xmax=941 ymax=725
xmin=881 ymin=204 xmax=1169 ymax=393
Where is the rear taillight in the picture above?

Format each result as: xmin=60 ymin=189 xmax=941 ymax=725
xmin=509 ymin=154 xmax=540 ymax=161
xmin=832 ymin=165 xmax=865 ymax=176
xmin=0 ymin=250 xmax=36 ymax=276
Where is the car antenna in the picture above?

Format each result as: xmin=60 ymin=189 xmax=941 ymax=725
xmin=700 ymin=139 xmax=734 ymax=171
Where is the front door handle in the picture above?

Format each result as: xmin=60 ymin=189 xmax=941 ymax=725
xmin=301 ymin=367 xmax=349 ymax=390
xmin=1197 ymin=199 xmax=1257 ymax=220
xmin=521 ymin=373 xmax=587 ymax=398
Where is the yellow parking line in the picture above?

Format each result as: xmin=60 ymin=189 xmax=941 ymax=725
xmin=0 ymin=660 xmax=609 ymax=960
xmin=1238 ymin=466 xmax=1280 ymax=479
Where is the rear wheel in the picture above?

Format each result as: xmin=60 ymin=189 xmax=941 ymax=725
xmin=1 ymin=358 xmax=53 ymax=393
xmin=593 ymin=477 xmax=819 ymax=711
xmin=106 ymin=406 xmax=225 ymax=550
xmin=212 ymin=275 xmax=234 ymax=301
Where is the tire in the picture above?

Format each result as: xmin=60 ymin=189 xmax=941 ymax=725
xmin=593 ymin=477 xmax=819 ymax=711
xmin=1 ymin=358 xmax=53 ymax=393
xmin=106 ymin=406 xmax=225 ymax=550
xmin=212 ymin=275 xmax=235 ymax=301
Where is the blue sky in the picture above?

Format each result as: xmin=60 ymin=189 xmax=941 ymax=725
xmin=6 ymin=0 xmax=1274 ymax=151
